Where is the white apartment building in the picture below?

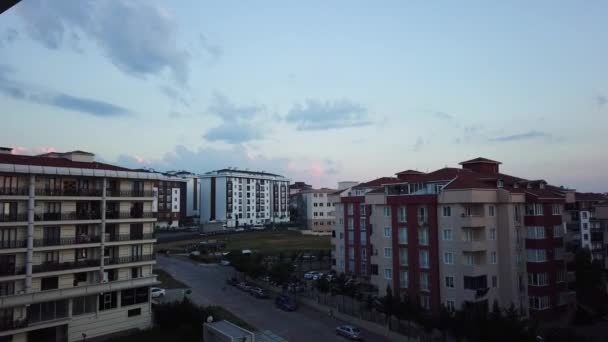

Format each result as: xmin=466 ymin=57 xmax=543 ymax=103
xmin=161 ymin=171 xmax=200 ymax=224
xmin=294 ymin=188 xmax=336 ymax=232
xmin=200 ymin=169 xmax=290 ymax=228
xmin=0 ymin=149 xmax=158 ymax=342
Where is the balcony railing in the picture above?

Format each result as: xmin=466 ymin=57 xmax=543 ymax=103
xmin=105 ymin=211 xmax=156 ymax=219
xmin=0 ymin=240 xmax=27 ymax=249
xmin=35 ymin=188 xmax=102 ymax=197
xmin=35 ymin=212 xmax=101 ymax=221
xmin=107 ymin=254 xmax=155 ymax=265
xmin=106 ymin=190 xmax=154 ymax=197
xmin=32 ymin=259 xmax=100 ymax=273
xmin=0 ymin=266 xmax=26 ymax=277
xmin=0 ymin=187 xmax=28 ymax=196
xmin=106 ymin=233 xmax=155 ymax=242
xmin=0 ymin=213 xmax=28 ymax=223
xmin=33 ymin=235 xmax=101 ymax=247
xmin=0 ymin=319 xmax=28 ymax=332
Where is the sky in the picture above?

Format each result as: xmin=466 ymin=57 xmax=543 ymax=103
xmin=0 ymin=0 xmax=607 ymax=191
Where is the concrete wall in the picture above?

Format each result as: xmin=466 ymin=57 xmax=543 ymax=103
xmin=69 ymin=302 xmax=152 ymax=342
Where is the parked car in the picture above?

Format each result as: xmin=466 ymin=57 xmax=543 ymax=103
xmin=326 ymin=274 xmax=336 ymax=282
xmin=336 ymin=325 xmax=363 ymax=340
xmin=304 ymin=271 xmax=318 ymax=280
xmin=275 ymin=294 xmax=297 ymax=311
xmin=312 ymin=272 xmax=325 ymax=281
xmin=220 ymin=259 xmax=231 ymax=266
xmin=237 ymin=282 xmax=251 ymax=291
xmin=150 ymin=287 xmax=166 ymax=298
xmin=249 ymin=287 xmax=270 ymax=299
xmin=261 ymin=275 xmax=271 ymax=282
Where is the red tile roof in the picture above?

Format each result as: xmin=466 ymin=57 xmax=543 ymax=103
xmin=0 ymin=153 xmax=132 ymax=171
xmin=459 ymin=157 xmax=501 ymax=165
xmin=575 ymin=192 xmax=608 ymax=201
xmin=395 ymin=169 xmax=424 ymax=175
xmin=353 ymin=177 xmax=400 ymax=189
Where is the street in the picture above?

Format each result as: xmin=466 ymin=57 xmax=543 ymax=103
xmin=157 ymin=255 xmax=393 ymax=342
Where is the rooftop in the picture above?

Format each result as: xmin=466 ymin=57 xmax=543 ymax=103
xmin=459 ymin=157 xmax=502 ymax=165
xmin=205 ymin=320 xmax=252 ymax=338
xmin=206 ymin=168 xmax=285 ymax=178
xmin=0 ymin=151 xmax=131 ymax=172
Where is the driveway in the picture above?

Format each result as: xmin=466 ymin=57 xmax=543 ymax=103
xmin=156 ymin=255 xmax=392 ymax=342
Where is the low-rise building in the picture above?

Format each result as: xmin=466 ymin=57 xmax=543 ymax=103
xmin=292 ymin=188 xmax=336 ymax=232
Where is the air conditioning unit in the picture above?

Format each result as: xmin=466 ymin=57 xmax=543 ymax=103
xmin=102 ymin=272 xmax=108 ymax=283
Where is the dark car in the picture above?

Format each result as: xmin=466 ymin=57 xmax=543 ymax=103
xmin=336 ymin=325 xmax=363 ymax=340
xmin=249 ymin=287 xmax=270 ymax=299
xmin=275 ymin=294 xmax=297 ymax=311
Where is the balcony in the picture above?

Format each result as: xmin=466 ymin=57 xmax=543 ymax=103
xmin=0 ymin=240 xmax=27 ymax=249
xmin=460 ymin=214 xmax=486 ymax=227
xmin=462 ymin=239 xmax=487 ymax=252
xmin=106 ymin=233 xmax=155 ymax=242
xmin=0 ymin=266 xmax=26 ymax=277
xmin=32 ymin=259 xmax=100 ymax=273
xmin=33 ymin=235 xmax=101 ymax=247
xmin=106 ymin=190 xmax=154 ymax=198
xmin=35 ymin=212 xmax=101 ymax=221
xmin=35 ymin=188 xmax=102 ymax=197
xmin=0 ymin=213 xmax=28 ymax=223
xmin=106 ymin=254 xmax=155 ymax=265
xmin=105 ymin=211 xmax=156 ymax=220
xmin=0 ymin=187 xmax=28 ymax=196
xmin=0 ymin=319 xmax=27 ymax=332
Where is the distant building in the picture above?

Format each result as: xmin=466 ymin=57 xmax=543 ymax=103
xmin=200 ymin=169 xmax=290 ymax=228
xmin=152 ymin=177 xmax=187 ymax=229
xmin=161 ymin=171 xmax=200 ymax=225
xmin=289 ymin=181 xmax=312 ymax=195
xmin=563 ymin=192 xmax=608 ymax=264
xmin=293 ymin=188 xmax=337 ymax=232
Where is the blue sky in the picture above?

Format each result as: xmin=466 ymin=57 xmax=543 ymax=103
xmin=1 ymin=0 xmax=607 ymax=191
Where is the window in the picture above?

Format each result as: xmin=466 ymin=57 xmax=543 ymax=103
xmin=314 ymin=203 xmax=317 ymax=207
xmin=488 ymin=205 xmax=495 ymax=217
xmin=348 ymin=204 xmax=354 ymax=215
xmin=420 ymin=272 xmax=429 ymax=291
xmin=384 ymin=248 xmax=392 ymax=258
xmin=445 ymin=276 xmax=454 ymax=288
xmin=526 ymin=226 xmax=545 ymax=239
xmin=418 ymin=207 xmax=427 ymax=222
xmin=99 ymin=292 xmax=117 ymax=311
xmin=319 ymin=203 xmax=324 ymax=207
xmin=444 ymin=252 xmax=454 ymax=265
xmin=529 ymin=296 xmax=550 ymax=310
xmin=360 ymin=204 xmax=366 ymax=216
xmin=399 ymin=248 xmax=408 ymax=266
xmin=72 ymin=295 xmax=96 ymax=316
xmin=419 ymin=250 xmax=429 ymax=268
xmin=583 ymin=223 xmax=589 ymax=230
xmin=121 ymin=287 xmax=149 ymax=307
xmin=361 ymin=247 xmax=367 ymax=261
xmin=348 ymin=218 xmax=354 ymax=230
xmin=446 ymin=300 xmax=456 ymax=312
xmin=418 ymin=228 xmax=428 ymax=245
xmin=339 ymin=218 xmax=344 ymax=225
xmin=525 ymin=203 xmax=544 ymax=216
xmin=526 ymin=249 xmax=547 ymax=262
xmin=384 ymin=268 xmax=393 ymax=280
xmin=383 ymin=207 xmax=390 ymax=217
xmin=443 ymin=229 xmax=452 ymax=241
xmin=339 ymin=232 xmax=343 ymax=239
xmin=41 ymin=277 xmax=58 ymax=291
xmin=582 ymin=212 xmax=588 ymax=219
xmin=464 ymin=275 xmax=487 ymax=290
xmin=492 ymin=276 xmax=497 ymax=288
xmin=489 ymin=228 xmax=496 ymax=240
xmin=74 ymin=272 xmax=87 ymax=285
xmin=443 ymin=206 xmax=451 ymax=217
xmin=528 ymin=273 xmax=549 ymax=286
xmin=398 ymin=207 xmax=407 ymax=222
xmin=552 ymin=204 xmax=561 ymax=215
xmin=553 ymin=225 xmax=564 ymax=238
xmin=371 ymin=264 xmax=378 ymax=275
xmin=383 ymin=227 xmax=391 ymax=238
xmin=557 ymin=270 xmax=566 ymax=283
xmin=420 ymin=294 xmax=430 ymax=309
xmin=490 ymin=252 xmax=497 ymax=264
xmin=131 ymin=267 xmax=141 ymax=279
xmin=0 ymin=281 xmax=14 ymax=297
xmin=400 ymin=271 xmax=408 ymax=288
xmin=398 ymin=227 xmax=407 ymax=244
xmin=128 ymin=308 xmax=141 ymax=317
xmin=465 ymin=253 xmax=474 ymax=266
xmin=359 ymin=217 xmax=365 ymax=230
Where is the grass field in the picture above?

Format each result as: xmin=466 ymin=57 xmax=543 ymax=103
xmin=153 ymin=268 xmax=188 ymax=289
xmin=158 ymin=229 xmax=330 ymax=255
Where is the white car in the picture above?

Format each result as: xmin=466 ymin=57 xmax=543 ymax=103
xmin=150 ymin=287 xmax=166 ymax=298
xmin=312 ymin=273 xmax=325 ymax=281
xmin=220 ymin=259 xmax=231 ymax=266
xmin=304 ymin=271 xmax=318 ymax=280
xmin=336 ymin=325 xmax=362 ymax=340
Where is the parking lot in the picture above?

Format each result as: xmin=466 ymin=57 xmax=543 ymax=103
xmin=157 ymin=255 xmax=393 ymax=342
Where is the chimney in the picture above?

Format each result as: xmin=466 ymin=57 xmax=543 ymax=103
xmin=0 ymin=147 xmax=12 ymax=155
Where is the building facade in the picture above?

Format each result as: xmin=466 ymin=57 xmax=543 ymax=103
xmin=152 ymin=178 xmax=186 ymax=229
xmin=331 ymin=158 xmax=574 ymax=317
xmin=200 ymin=169 xmax=290 ymax=228
xmin=293 ymin=188 xmax=336 ymax=232
xmin=0 ymin=149 xmax=158 ymax=342
xmin=161 ymin=171 xmax=200 ymax=225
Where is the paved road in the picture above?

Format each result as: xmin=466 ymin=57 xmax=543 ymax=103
xmin=157 ymin=255 xmax=392 ymax=342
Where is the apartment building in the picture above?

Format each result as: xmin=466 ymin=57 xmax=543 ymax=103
xmin=200 ymin=169 xmax=290 ymax=228
xmin=161 ymin=171 xmax=200 ymax=224
xmin=563 ymin=193 xmax=608 ymax=261
xmin=292 ymin=188 xmax=336 ymax=232
xmin=331 ymin=157 xmax=573 ymax=317
xmin=0 ymin=149 xmax=158 ymax=342
xmin=152 ymin=177 xmax=186 ymax=229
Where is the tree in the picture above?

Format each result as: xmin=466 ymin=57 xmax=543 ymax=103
xmin=270 ymin=262 xmax=294 ymax=285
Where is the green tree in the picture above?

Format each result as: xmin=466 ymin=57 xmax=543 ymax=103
xmin=270 ymin=262 xmax=294 ymax=285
